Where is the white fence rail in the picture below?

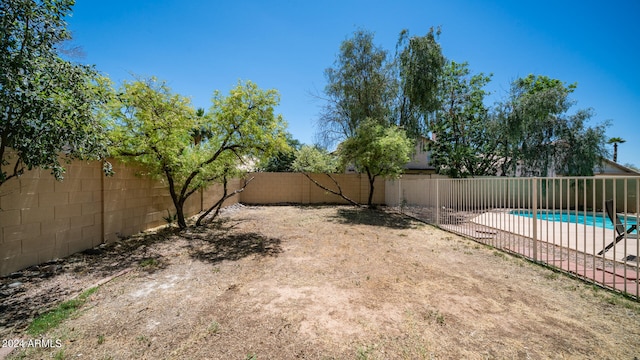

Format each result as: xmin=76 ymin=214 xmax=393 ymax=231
xmin=386 ymin=176 xmax=640 ymax=299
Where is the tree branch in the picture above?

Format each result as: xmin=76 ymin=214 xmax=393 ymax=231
xmin=196 ymin=175 xmax=254 ymax=226
xmin=301 ymin=172 xmax=362 ymax=207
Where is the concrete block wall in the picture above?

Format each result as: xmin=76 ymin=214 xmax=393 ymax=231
xmin=0 ymin=158 xmax=240 ymax=276
xmin=202 ymin=179 xmax=242 ymax=210
xmin=2 ymin=162 xmax=385 ymax=276
xmin=1 ymin=159 xmax=105 ymax=275
xmin=240 ymin=172 xmax=385 ymax=205
xmin=240 ymin=173 xmax=304 ymax=204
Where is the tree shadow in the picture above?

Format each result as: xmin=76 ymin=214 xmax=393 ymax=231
xmin=187 ymin=231 xmax=282 ymax=265
xmin=73 ymin=226 xmax=184 ymax=276
xmin=0 ymin=216 xmax=282 ymax=336
xmin=0 ymin=225 xmax=183 ymax=336
xmin=328 ymin=207 xmax=419 ymax=229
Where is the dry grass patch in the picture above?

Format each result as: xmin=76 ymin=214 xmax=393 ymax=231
xmin=4 ymin=205 xmax=640 ymax=359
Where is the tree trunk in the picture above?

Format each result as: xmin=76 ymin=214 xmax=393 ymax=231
xmin=613 ymin=143 xmax=618 ymax=163
xmin=175 ymin=200 xmax=187 ymax=229
xmin=367 ymin=171 xmax=376 ymax=208
xmin=166 ymin=172 xmax=188 ymax=229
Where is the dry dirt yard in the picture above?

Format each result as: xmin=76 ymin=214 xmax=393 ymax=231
xmin=3 ymin=205 xmax=640 ymax=359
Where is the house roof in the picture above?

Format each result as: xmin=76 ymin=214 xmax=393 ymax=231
xmin=595 ymin=158 xmax=640 ymax=176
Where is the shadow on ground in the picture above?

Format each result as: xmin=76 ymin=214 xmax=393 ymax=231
xmin=0 ymin=226 xmax=184 ymax=336
xmin=0 ymin=217 xmax=273 ymax=337
xmin=187 ymin=231 xmax=282 ymax=264
xmin=328 ymin=207 xmax=419 ymax=229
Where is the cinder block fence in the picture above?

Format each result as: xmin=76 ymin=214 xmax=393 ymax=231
xmin=0 ymin=159 xmax=384 ymax=276
xmin=0 ymin=159 xmax=241 ymax=276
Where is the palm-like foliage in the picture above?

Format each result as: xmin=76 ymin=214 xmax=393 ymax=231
xmin=607 ymin=137 xmax=626 ymax=163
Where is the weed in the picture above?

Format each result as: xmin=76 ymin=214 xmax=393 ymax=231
xmin=137 ymin=335 xmax=147 ymax=342
xmin=400 ymin=197 xmax=408 ymax=213
xmin=424 ymin=309 xmax=445 ymax=326
xmin=566 ymin=284 xmax=578 ymax=292
xmin=208 ymin=321 xmax=220 ymax=334
xmin=53 ymin=349 xmax=65 ymax=360
xmin=136 ymin=335 xmax=151 ymax=347
xmin=139 ymin=258 xmax=159 ymax=268
xmin=544 ymin=272 xmax=559 ymax=280
xmin=97 ymin=334 xmax=105 ymax=345
xmin=356 ymin=344 xmax=375 ymax=359
xmin=163 ymin=209 xmax=177 ymax=224
xmin=245 ymin=354 xmax=257 ymax=360
xmin=27 ymin=287 xmax=98 ymax=335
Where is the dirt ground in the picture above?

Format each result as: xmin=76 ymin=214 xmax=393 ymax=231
xmin=3 ymin=205 xmax=640 ymax=359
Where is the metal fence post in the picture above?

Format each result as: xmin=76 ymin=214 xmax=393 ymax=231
xmin=532 ymin=177 xmax=538 ymax=262
xmin=436 ymin=179 xmax=440 ymax=226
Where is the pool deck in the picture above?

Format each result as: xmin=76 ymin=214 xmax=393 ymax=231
xmin=467 ymin=210 xmax=639 ymax=297
xmin=397 ymin=205 xmax=639 ymax=298
xmin=471 ymin=211 xmax=639 ymax=263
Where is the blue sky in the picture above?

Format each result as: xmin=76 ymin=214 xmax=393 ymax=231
xmin=67 ymin=0 xmax=639 ymax=167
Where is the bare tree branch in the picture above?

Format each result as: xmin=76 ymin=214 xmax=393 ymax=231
xmin=301 ymin=172 xmax=362 ymax=207
xmin=196 ymin=176 xmax=255 ymax=226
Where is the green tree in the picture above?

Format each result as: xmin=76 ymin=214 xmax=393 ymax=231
xmin=292 ymin=145 xmax=338 ymax=173
xmin=311 ymin=29 xmax=414 ymax=207
xmin=1 ymin=0 xmax=112 ymax=187
xmin=290 ymin=145 xmax=360 ymax=206
xmin=318 ymin=30 xmax=395 ymax=146
xmin=258 ymin=133 xmax=301 ymax=172
xmin=110 ymin=78 xmax=288 ymax=229
xmin=396 ymin=27 xmax=445 ymax=139
xmin=495 ymin=74 xmax=608 ymax=176
xmin=498 ymin=75 xmax=573 ymax=176
xmin=339 ymin=120 xmax=413 ymax=207
xmin=429 ymin=61 xmax=497 ymax=177
xmin=554 ymin=112 xmax=608 ymax=176
xmin=607 ymin=137 xmax=625 ymax=163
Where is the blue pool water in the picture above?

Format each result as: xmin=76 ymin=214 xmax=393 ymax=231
xmin=510 ymin=210 xmax=638 ymax=232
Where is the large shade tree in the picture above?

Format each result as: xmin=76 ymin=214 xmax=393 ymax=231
xmin=317 ymin=30 xmax=395 ymax=146
xmin=395 ymin=27 xmax=445 ymax=139
xmin=109 ymin=78 xmax=288 ymax=229
xmin=495 ymin=74 xmax=608 ymax=177
xmin=312 ymin=30 xmax=419 ymax=207
xmin=1 ymin=0 xmax=112 ymax=187
xmin=429 ymin=61 xmax=497 ymax=177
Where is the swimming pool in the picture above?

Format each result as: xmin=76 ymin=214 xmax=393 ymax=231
xmin=510 ymin=209 xmax=638 ymax=232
